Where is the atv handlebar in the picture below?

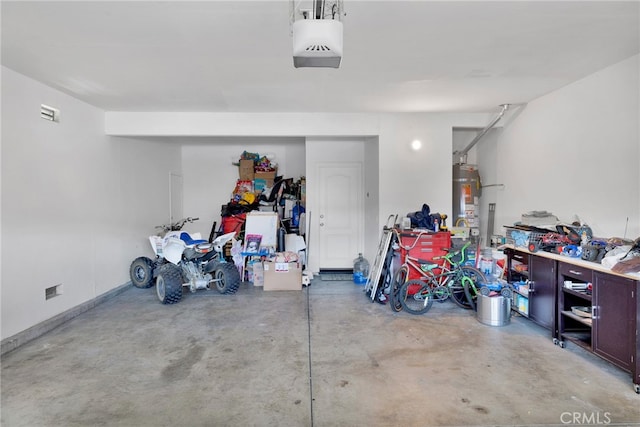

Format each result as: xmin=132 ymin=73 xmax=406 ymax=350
xmin=155 ymin=217 xmax=200 ymax=232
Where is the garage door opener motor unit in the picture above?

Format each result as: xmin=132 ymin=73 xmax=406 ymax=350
xmin=291 ymin=0 xmax=344 ymax=68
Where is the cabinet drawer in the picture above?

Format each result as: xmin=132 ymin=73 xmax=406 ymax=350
xmin=408 ymin=247 xmax=448 ymax=260
xmin=401 ymin=232 xmax=450 ymax=253
xmin=558 ymin=263 xmax=593 ymax=282
xmin=510 ymin=251 xmax=528 ymax=264
xmin=400 ymin=232 xmax=451 ymax=279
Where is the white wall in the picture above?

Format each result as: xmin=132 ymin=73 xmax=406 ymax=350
xmin=1 ymin=67 xmax=181 ymax=339
xmin=377 ymin=114 xmax=482 ymax=224
xmin=495 ymin=54 xmax=640 ymax=239
xmin=363 ymin=136 xmax=380 ymax=266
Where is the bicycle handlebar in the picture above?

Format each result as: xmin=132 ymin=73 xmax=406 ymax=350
xmin=392 ymin=228 xmax=431 ymax=251
xmin=393 ymin=228 xmax=473 ymax=255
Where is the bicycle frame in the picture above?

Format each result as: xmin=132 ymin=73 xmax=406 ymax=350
xmin=404 ymin=241 xmax=472 ymax=286
xmin=393 ymin=238 xmax=484 ymax=311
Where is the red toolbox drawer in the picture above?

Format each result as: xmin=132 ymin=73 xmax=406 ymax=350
xmin=399 ymin=231 xmax=451 ymax=279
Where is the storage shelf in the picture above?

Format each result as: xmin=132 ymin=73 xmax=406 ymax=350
xmin=562 ymin=287 xmax=592 ymax=301
xmin=561 ymin=310 xmax=592 ymax=326
xmin=560 ymin=331 xmax=592 ymax=351
xmin=512 ymin=288 xmax=529 ymax=298
xmin=511 ymin=307 xmax=529 ymax=317
xmin=511 ymin=269 xmax=529 ymax=278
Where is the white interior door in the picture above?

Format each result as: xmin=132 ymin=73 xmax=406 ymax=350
xmin=317 ymin=162 xmax=363 ymax=269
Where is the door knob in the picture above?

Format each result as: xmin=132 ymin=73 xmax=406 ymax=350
xmin=320 ymin=223 xmax=325 ymax=227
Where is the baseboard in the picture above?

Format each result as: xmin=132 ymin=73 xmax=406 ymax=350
xmin=1 ymin=282 xmax=132 ymax=356
xmin=319 ymin=268 xmax=353 ymax=274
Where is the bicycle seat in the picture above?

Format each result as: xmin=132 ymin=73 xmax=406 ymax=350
xmin=417 ymin=260 xmax=439 ymax=271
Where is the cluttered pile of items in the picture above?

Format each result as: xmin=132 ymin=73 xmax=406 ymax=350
xmin=220 ymin=151 xmax=305 ymax=237
xmin=504 ymin=210 xmax=640 ymax=275
xmin=363 ymin=205 xmax=494 ymax=315
xmin=363 ymin=205 xmax=640 ymax=319
xmin=216 ymin=151 xmax=308 ymax=290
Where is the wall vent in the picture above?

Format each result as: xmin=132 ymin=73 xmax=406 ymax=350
xmin=45 ymin=284 xmax=63 ymax=300
xmin=40 ymin=104 xmax=60 ymax=122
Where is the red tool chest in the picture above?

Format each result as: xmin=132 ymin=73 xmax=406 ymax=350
xmin=399 ymin=231 xmax=451 ymax=279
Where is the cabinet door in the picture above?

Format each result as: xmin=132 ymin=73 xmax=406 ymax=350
xmin=529 ymin=255 xmax=556 ymax=330
xmin=593 ymin=272 xmax=634 ymax=372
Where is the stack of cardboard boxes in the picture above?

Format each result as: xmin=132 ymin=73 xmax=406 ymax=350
xmin=238 ymin=158 xmax=277 ymax=194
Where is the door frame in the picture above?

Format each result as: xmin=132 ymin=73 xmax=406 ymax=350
xmin=305 ymin=138 xmax=370 ymax=274
xmin=315 ymin=161 xmax=364 ymax=270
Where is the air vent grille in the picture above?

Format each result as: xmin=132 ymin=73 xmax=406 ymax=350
xmin=305 ymin=45 xmax=332 ymax=52
xmin=45 ymin=284 xmax=63 ymax=300
xmin=40 ymin=104 xmax=59 ymax=122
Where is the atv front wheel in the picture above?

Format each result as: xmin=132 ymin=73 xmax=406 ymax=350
xmin=156 ymin=264 xmax=183 ymax=304
xmin=212 ymin=262 xmax=241 ymax=294
xmin=130 ymin=257 xmax=155 ymax=289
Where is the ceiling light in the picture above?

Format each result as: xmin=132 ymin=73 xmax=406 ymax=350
xmin=411 ymin=140 xmax=422 ymax=150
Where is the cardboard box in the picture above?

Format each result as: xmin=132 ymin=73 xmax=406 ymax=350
xmin=239 ymin=159 xmax=255 ymax=181
xmin=254 ymin=170 xmax=276 ymax=187
xmin=263 ymin=261 xmax=302 ymax=291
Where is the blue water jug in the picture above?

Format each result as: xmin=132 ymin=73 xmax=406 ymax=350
xmin=353 ymin=253 xmax=370 ymax=285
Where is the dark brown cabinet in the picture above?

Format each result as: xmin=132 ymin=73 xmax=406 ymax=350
xmin=505 ymin=248 xmax=556 ymax=330
xmin=592 ymin=272 xmax=635 ymax=373
xmin=529 ymin=255 xmax=556 ymax=330
xmin=554 ymin=258 xmax=640 ymax=393
xmin=507 ymin=245 xmax=640 ymax=393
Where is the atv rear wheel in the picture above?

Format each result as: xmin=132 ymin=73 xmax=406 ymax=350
xmin=213 ymin=262 xmax=241 ymax=294
xmin=156 ymin=264 xmax=183 ymax=304
xmin=130 ymin=257 xmax=155 ymax=288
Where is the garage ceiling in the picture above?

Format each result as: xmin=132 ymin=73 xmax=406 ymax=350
xmin=2 ymin=1 xmax=638 ymax=113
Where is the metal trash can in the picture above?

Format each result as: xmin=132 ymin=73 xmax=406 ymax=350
xmin=477 ymin=295 xmax=511 ymax=326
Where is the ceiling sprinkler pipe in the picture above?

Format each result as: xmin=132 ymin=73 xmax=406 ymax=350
xmin=456 ymin=104 xmax=510 ymax=164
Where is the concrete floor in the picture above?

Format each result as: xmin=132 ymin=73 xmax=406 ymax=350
xmin=1 ymin=279 xmax=639 ymax=427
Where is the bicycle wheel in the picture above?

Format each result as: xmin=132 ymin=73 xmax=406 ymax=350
xmin=390 ymin=265 xmax=408 ymax=312
xmin=449 ymin=282 xmax=472 ymax=309
xmin=398 ymin=280 xmax=434 ymax=315
xmin=458 ymin=266 xmax=486 ymax=311
xmin=449 ymin=266 xmax=486 ymax=310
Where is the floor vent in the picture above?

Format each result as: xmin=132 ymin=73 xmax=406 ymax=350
xmin=40 ymin=104 xmax=60 ymax=122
